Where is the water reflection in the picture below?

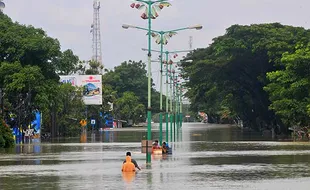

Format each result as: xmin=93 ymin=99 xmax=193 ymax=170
xmin=122 ymin=172 xmax=136 ymax=183
xmin=1 ymin=123 xmax=310 ymax=189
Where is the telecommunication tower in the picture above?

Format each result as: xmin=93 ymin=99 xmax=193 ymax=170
xmin=90 ymin=0 xmax=103 ymax=72
xmin=0 ymin=0 xmax=5 ymax=12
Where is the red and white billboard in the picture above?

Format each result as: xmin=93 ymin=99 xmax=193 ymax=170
xmin=60 ymin=75 xmax=102 ymax=105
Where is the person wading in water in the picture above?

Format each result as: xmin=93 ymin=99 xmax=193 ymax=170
xmin=122 ymin=155 xmax=136 ymax=172
xmin=123 ymin=152 xmax=141 ymax=170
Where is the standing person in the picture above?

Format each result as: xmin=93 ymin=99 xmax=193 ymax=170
xmin=123 ymin=152 xmax=141 ymax=170
xmin=122 ymin=156 xmax=136 ymax=172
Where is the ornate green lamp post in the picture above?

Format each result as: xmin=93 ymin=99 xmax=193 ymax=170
xmin=142 ymin=49 xmax=196 ymax=143
xmin=136 ymin=25 xmax=201 ymax=145
xmin=127 ymin=0 xmax=171 ymax=164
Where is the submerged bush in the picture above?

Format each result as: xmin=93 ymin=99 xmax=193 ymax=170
xmin=0 ymin=118 xmax=15 ymax=148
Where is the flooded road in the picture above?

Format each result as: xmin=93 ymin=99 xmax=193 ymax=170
xmin=1 ymin=123 xmax=310 ymax=190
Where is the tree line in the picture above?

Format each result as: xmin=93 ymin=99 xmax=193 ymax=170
xmin=0 ymin=13 xmax=165 ymax=139
xmin=182 ymin=23 xmax=310 ymax=137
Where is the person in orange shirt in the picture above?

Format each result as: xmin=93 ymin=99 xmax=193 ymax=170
xmin=123 ymin=152 xmax=141 ymax=170
xmin=122 ymin=156 xmax=136 ymax=172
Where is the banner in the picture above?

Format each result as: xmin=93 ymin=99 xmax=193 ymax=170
xmin=32 ymin=111 xmax=41 ymax=137
xmin=80 ymin=75 xmax=102 ymax=105
xmin=60 ymin=76 xmax=78 ymax=86
xmin=59 ymin=75 xmax=102 ymax=105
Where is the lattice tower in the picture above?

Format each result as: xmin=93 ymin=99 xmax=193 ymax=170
xmin=90 ymin=0 xmax=103 ymax=73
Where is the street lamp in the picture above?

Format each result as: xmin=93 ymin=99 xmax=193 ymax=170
xmin=0 ymin=1 xmax=5 ymax=13
xmin=187 ymin=25 xmax=203 ymax=30
xmin=179 ymin=84 xmax=187 ymax=129
xmin=142 ymin=48 xmax=192 ymax=143
xmin=126 ymin=0 xmax=171 ymax=165
xmin=124 ymin=25 xmax=202 ymax=146
xmin=177 ymin=60 xmax=192 ymax=130
xmin=122 ymin=24 xmax=137 ymax=29
xmin=151 ymin=27 xmax=201 ymax=147
xmin=167 ymin=62 xmax=191 ymax=142
xmin=170 ymin=71 xmax=183 ymax=141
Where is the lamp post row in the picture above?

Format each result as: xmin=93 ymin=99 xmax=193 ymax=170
xmin=123 ymin=25 xmax=201 ymax=145
xmin=124 ymin=0 xmax=201 ymax=164
xmin=143 ymin=49 xmax=191 ymax=143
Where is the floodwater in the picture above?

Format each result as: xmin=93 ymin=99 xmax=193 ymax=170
xmin=1 ymin=123 xmax=310 ymax=190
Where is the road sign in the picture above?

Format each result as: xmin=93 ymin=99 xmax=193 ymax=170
xmin=91 ymin=119 xmax=96 ymax=125
xmin=80 ymin=119 xmax=87 ymax=127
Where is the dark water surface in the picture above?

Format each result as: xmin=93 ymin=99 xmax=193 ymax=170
xmin=1 ymin=123 xmax=310 ymax=190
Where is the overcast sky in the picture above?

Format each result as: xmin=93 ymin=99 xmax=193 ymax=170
xmin=3 ymin=0 xmax=310 ymax=90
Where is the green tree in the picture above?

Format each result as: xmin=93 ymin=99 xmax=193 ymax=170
xmin=0 ymin=13 xmax=86 ymax=137
xmin=55 ymin=49 xmax=79 ymax=75
xmin=76 ymin=60 xmax=103 ymax=75
xmin=182 ymin=23 xmax=310 ymax=133
xmin=0 ymin=118 xmax=14 ymax=148
xmin=102 ymin=60 xmax=164 ymax=114
xmin=0 ymin=13 xmax=61 ymax=80
xmin=57 ymin=84 xmax=85 ymax=136
xmin=102 ymin=84 xmax=117 ymax=114
xmin=0 ymin=62 xmax=45 ymax=127
xmin=114 ymin=91 xmax=145 ymax=125
xmin=35 ymin=82 xmax=85 ymax=137
xmin=264 ymin=43 xmax=310 ymax=127
xmin=86 ymin=60 xmax=103 ymax=75
xmin=102 ymin=60 xmax=148 ymax=102
xmin=0 ymin=13 xmax=62 ymax=135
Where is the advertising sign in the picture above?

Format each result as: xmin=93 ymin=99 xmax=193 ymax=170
xmin=80 ymin=75 xmax=102 ymax=105
xmin=60 ymin=76 xmax=78 ymax=86
xmin=59 ymin=75 xmax=102 ymax=105
xmin=31 ymin=111 xmax=41 ymax=137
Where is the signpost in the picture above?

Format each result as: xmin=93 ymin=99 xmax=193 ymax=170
xmin=90 ymin=119 xmax=96 ymax=142
xmin=186 ymin=115 xmax=190 ymax=122
xmin=91 ymin=119 xmax=96 ymax=125
xmin=80 ymin=119 xmax=87 ymax=127
xmin=91 ymin=119 xmax=96 ymax=129
xmin=80 ymin=119 xmax=87 ymax=143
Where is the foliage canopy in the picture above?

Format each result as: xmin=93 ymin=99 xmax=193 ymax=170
xmin=182 ymin=23 xmax=310 ymax=133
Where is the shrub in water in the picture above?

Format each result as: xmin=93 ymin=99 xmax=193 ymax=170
xmin=0 ymin=118 xmax=15 ymax=148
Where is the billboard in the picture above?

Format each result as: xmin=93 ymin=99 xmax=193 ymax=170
xmin=60 ymin=75 xmax=78 ymax=86
xmin=80 ymin=75 xmax=102 ymax=105
xmin=59 ymin=75 xmax=102 ymax=105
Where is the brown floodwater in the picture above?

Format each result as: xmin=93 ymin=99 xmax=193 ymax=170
xmin=1 ymin=123 xmax=310 ymax=190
